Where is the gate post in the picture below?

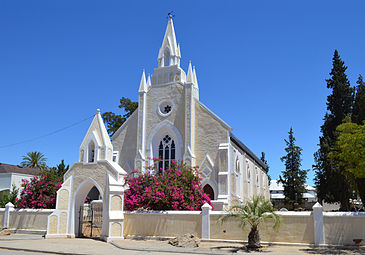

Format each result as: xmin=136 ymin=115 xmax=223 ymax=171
xmin=4 ymin=202 xmax=14 ymax=229
xmin=201 ymin=202 xmax=212 ymax=239
xmin=313 ymin=202 xmax=324 ymax=245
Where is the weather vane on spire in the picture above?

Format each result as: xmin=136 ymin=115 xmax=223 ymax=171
xmin=167 ymin=11 xmax=175 ymax=19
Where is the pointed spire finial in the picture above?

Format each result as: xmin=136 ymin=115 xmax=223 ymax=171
xmin=187 ymin=61 xmax=193 ymax=83
xmin=138 ymin=70 xmax=147 ymax=93
xmin=167 ymin=11 xmax=175 ymax=19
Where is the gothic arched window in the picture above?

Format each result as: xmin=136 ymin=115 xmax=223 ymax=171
xmin=203 ymin=184 xmax=214 ymax=200
xmin=158 ymin=135 xmax=175 ymax=174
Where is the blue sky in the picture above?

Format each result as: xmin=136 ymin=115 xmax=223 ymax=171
xmin=1 ymin=1 xmax=364 ymax=185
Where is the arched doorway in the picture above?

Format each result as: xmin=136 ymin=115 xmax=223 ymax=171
xmin=203 ymin=184 xmax=215 ymax=200
xmin=73 ymin=179 xmax=105 ymax=239
xmin=75 ymin=184 xmax=103 ymax=238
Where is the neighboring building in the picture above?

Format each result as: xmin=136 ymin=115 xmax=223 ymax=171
xmin=78 ymin=17 xmax=270 ymax=210
xmin=269 ymin=180 xmax=317 ymax=209
xmin=0 ymin=163 xmax=40 ymax=198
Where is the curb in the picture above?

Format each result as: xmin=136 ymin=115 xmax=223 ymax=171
xmin=110 ymin=241 xmax=241 ymax=255
xmin=0 ymin=246 xmax=90 ymax=255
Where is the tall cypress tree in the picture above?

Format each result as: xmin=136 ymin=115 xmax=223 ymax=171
xmin=279 ymin=128 xmax=307 ymax=209
xmin=352 ymin=74 xmax=365 ymax=205
xmin=260 ymin=152 xmax=271 ymax=182
xmin=353 ymin=75 xmax=365 ymax=125
xmin=314 ymin=50 xmax=354 ymax=210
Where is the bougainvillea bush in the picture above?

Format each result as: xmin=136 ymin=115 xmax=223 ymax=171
xmin=17 ymin=169 xmax=62 ymax=209
xmin=124 ymin=161 xmax=213 ymax=211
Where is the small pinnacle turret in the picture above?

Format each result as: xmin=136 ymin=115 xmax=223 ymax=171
xmin=187 ymin=61 xmax=194 ymax=83
xmin=138 ymin=70 xmax=147 ymax=93
xmin=193 ymin=66 xmax=198 ymax=88
xmin=147 ymin=74 xmax=151 ymax=89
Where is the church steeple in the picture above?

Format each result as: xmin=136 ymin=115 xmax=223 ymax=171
xmin=158 ymin=17 xmax=180 ymax=67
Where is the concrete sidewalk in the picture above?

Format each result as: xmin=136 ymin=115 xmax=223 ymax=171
xmin=0 ymin=234 xmax=364 ymax=255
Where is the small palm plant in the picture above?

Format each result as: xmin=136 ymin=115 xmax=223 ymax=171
xmin=219 ymin=196 xmax=281 ymax=250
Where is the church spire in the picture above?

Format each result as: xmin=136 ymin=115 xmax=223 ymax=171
xmin=158 ymin=17 xmax=180 ymax=67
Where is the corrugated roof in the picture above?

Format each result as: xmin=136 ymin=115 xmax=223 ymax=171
xmin=269 ymin=180 xmax=284 ymax=191
xmin=270 ymin=180 xmax=316 ymax=191
xmin=0 ymin=163 xmax=40 ymax=175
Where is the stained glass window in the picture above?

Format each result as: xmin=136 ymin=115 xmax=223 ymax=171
xmin=158 ymin=135 xmax=176 ymax=174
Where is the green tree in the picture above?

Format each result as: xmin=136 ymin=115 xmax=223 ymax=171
xmin=0 ymin=185 xmax=19 ymax=208
xmin=260 ymin=152 xmax=271 ymax=182
xmin=279 ymin=128 xmax=307 ymax=209
xmin=314 ymin=50 xmax=354 ymax=210
xmin=329 ymin=121 xmax=365 ymax=205
xmin=50 ymin=159 xmax=69 ymax=181
xmin=219 ymin=196 xmax=281 ymax=250
xmin=21 ymin=151 xmax=47 ymax=170
xmin=102 ymin=97 xmax=138 ymax=136
xmin=352 ymin=75 xmax=365 ymax=125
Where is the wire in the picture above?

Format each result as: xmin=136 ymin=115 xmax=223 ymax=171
xmin=0 ymin=114 xmax=95 ymax=149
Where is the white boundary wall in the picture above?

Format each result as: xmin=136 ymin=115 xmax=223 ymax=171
xmin=1 ymin=203 xmax=364 ymax=246
xmin=1 ymin=203 xmax=54 ymax=233
xmin=124 ymin=203 xmax=365 ymax=246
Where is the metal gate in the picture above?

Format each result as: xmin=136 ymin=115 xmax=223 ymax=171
xmin=78 ymin=202 xmax=103 ymax=238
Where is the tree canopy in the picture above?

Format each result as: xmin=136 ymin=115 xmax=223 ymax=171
xmin=314 ymin=50 xmax=354 ymax=210
xmin=279 ymin=128 xmax=307 ymax=208
xmin=353 ymin=75 xmax=365 ymax=125
xmin=21 ymin=151 xmax=47 ymax=170
xmin=329 ymin=122 xmax=365 ymax=179
xmin=102 ymin=97 xmax=138 ymax=136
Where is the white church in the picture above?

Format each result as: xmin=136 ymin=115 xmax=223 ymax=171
xmin=106 ymin=17 xmax=269 ymax=209
xmin=46 ymin=17 xmax=270 ymax=241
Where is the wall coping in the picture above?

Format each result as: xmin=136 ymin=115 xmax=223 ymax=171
xmin=210 ymin=211 xmax=313 ymax=216
xmin=323 ymin=212 xmax=365 ymax=217
xmin=10 ymin=209 xmax=55 ymax=213
xmin=125 ymin=210 xmax=201 ymax=215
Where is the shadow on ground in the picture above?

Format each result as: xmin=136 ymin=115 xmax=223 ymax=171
xmin=300 ymin=247 xmax=365 ymax=254
xmin=210 ymin=245 xmax=271 ymax=253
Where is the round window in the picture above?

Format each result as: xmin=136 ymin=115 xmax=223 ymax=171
xmin=158 ymin=100 xmax=173 ymax=117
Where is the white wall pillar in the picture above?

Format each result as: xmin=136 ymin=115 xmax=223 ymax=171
xmin=201 ymin=202 xmax=212 ymax=239
xmin=313 ymin=202 xmax=324 ymax=245
xmin=4 ymin=202 xmax=14 ymax=229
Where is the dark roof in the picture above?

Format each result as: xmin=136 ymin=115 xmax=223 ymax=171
xmin=230 ymin=133 xmax=268 ymax=171
xmin=0 ymin=163 xmax=41 ymax=175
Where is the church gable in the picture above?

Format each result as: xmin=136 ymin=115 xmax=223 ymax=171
xmin=79 ymin=109 xmax=113 ymax=163
xmin=194 ymin=101 xmax=231 ymax=165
